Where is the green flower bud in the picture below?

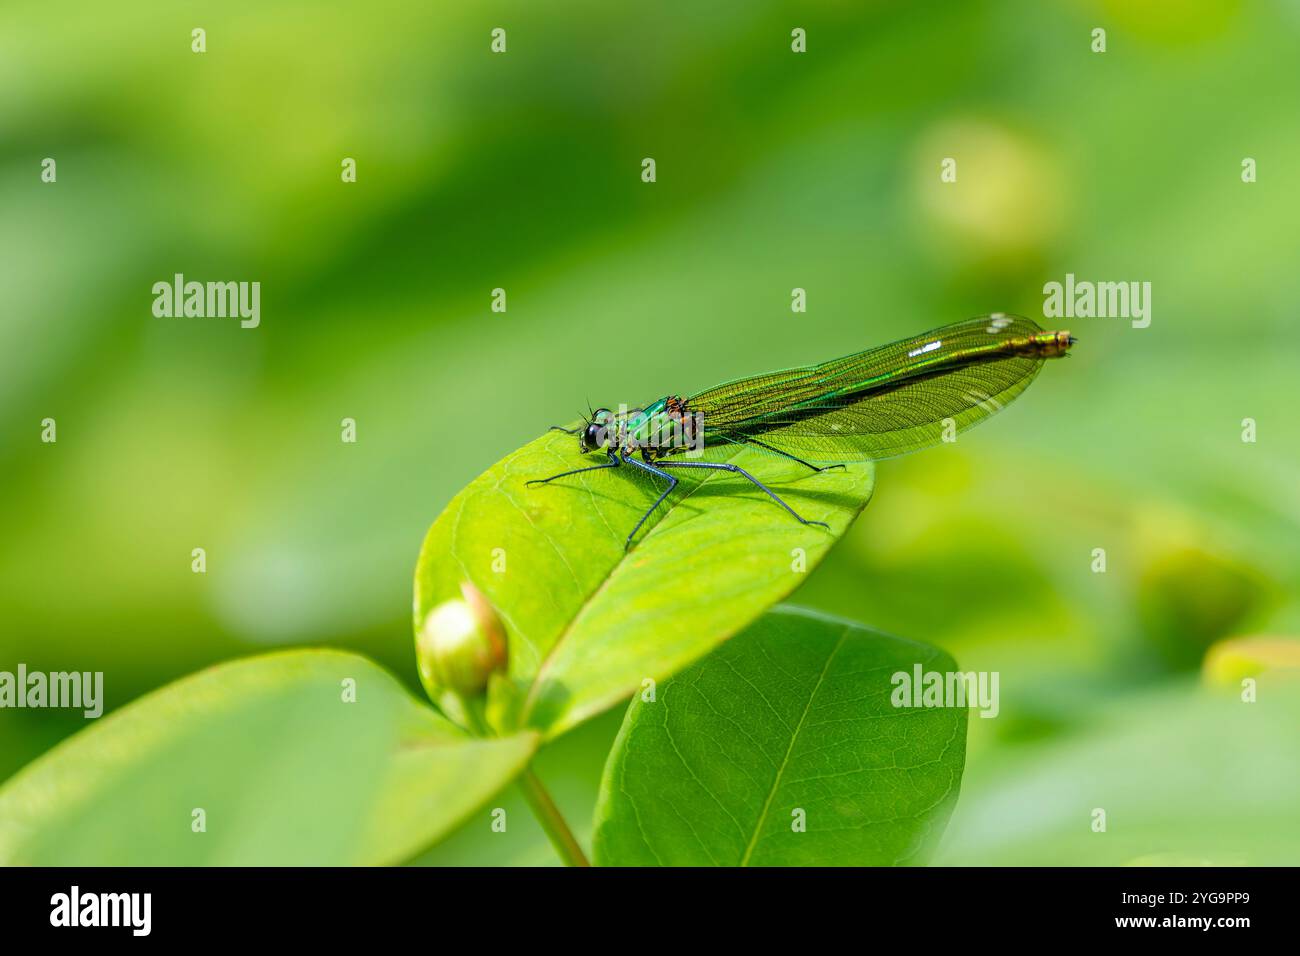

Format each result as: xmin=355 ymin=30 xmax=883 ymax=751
xmin=416 ymin=582 xmax=507 ymax=701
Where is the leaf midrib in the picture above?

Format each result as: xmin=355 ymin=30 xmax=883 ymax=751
xmin=738 ymin=625 xmax=848 ymax=866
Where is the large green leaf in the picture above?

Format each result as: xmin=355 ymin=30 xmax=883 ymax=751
xmin=0 ymin=650 xmax=536 ymax=865
xmin=414 ymin=429 xmax=874 ymax=740
xmin=593 ymin=606 xmax=967 ymax=866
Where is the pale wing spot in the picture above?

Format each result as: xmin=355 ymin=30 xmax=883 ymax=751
xmin=962 ymin=387 xmax=1004 ymax=413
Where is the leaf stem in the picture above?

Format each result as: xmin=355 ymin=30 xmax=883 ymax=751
xmin=518 ymin=764 xmax=590 ymax=867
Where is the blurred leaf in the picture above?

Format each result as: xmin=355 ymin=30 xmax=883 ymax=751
xmin=937 ymin=679 xmax=1300 ymax=865
xmin=1137 ymin=547 xmax=1269 ymax=672
xmin=0 ymin=651 xmax=536 ymax=865
xmin=414 ymin=430 xmax=874 ymax=739
xmin=593 ymin=606 xmax=966 ymax=866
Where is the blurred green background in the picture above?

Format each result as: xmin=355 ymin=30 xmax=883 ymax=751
xmin=3 ymin=0 xmax=1299 ymax=864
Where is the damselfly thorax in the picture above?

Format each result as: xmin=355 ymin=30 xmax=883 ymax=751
xmin=578 ymin=397 xmax=704 ymax=462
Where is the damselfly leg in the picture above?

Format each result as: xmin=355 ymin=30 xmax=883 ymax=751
xmin=740 ymin=437 xmax=847 ymax=474
xmin=621 ymin=454 xmax=678 ymax=549
xmin=655 ymin=460 xmax=830 ymax=530
xmin=527 ymin=450 xmax=676 ymax=549
xmin=530 ymin=450 xmax=827 ymax=546
xmin=526 ymin=450 xmax=621 ymax=485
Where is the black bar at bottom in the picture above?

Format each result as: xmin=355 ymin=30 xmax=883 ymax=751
xmin=0 ymin=866 xmax=1280 ymax=942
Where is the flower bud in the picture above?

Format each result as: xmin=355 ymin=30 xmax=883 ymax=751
xmin=416 ymin=581 xmax=507 ymax=700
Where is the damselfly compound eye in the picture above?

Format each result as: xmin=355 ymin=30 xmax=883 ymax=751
xmin=581 ymin=421 xmax=605 ymax=452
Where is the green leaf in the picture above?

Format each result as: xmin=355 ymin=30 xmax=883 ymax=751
xmin=593 ymin=606 xmax=967 ymax=866
xmin=0 ymin=650 xmax=536 ymax=865
xmin=414 ymin=429 xmax=874 ymax=739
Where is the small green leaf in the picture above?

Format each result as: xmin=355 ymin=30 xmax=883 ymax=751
xmin=0 ymin=650 xmax=536 ymax=865
xmin=593 ymin=606 xmax=967 ymax=866
xmin=414 ymin=430 xmax=874 ymax=739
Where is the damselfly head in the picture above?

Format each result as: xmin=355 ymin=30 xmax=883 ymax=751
xmin=579 ymin=407 xmax=614 ymax=453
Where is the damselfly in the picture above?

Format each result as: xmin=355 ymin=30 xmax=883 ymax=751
xmin=530 ymin=314 xmax=1075 ymax=548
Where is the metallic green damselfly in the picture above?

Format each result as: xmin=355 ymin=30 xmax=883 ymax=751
xmin=530 ymin=314 xmax=1075 ymax=548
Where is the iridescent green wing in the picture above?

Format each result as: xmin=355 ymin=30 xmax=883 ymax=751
xmin=689 ymin=315 xmax=1048 ymax=462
